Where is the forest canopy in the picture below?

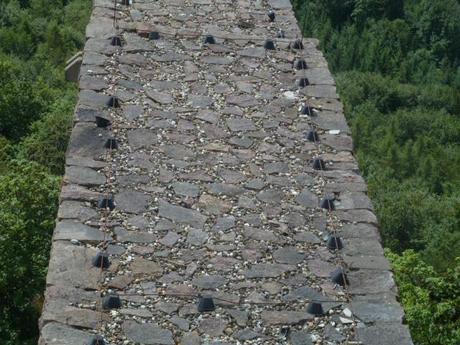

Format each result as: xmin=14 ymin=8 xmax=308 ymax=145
xmin=0 ymin=1 xmax=91 ymax=344
xmin=292 ymin=1 xmax=460 ymax=344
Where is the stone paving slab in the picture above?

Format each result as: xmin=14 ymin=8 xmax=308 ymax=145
xmin=39 ymin=0 xmax=413 ymax=344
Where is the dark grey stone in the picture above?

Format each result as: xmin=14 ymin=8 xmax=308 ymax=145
xmin=146 ymin=89 xmax=174 ymax=104
xmin=122 ymin=321 xmax=174 ymax=345
xmin=227 ymin=118 xmax=256 ymax=132
xmin=198 ymin=318 xmax=228 ymax=337
xmin=289 ymin=330 xmax=313 ymax=345
xmin=238 ymin=47 xmax=265 ymax=58
xmin=39 ymin=322 xmax=93 ymax=345
xmin=245 ymin=264 xmax=295 ymax=278
xmin=79 ymin=90 xmax=111 ymax=108
xmin=188 ymin=94 xmax=214 ymax=108
xmin=348 ymin=270 xmax=396 ymax=294
xmin=207 ymin=183 xmax=244 ymax=196
xmin=294 ymin=231 xmax=321 ymax=244
xmin=227 ymin=309 xmax=249 ymax=326
xmin=273 ymin=246 xmax=305 ymax=264
xmin=54 ymin=220 xmax=106 ymax=243
xmin=64 ymin=166 xmax=105 ymax=186
xmin=295 ymin=188 xmax=319 ymax=208
xmin=127 ymin=129 xmax=158 ymax=150
xmin=212 ymin=216 xmax=236 ymax=232
xmin=172 ymin=182 xmax=200 ymax=197
xmin=256 ymin=189 xmax=284 ymax=204
xmin=68 ymin=123 xmax=108 ymax=159
xmin=324 ymin=324 xmax=345 ymax=342
xmin=245 ymin=179 xmax=265 ymax=190
xmin=352 ymin=301 xmax=405 ymax=323
xmin=234 ymin=329 xmax=260 ymax=340
xmin=162 ymin=144 xmax=196 ymax=160
xmin=158 ymin=200 xmax=207 ymax=228
xmin=180 ymin=332 xmax=201 ymax=345
xmin=356 ymin=323 xmax=414 ymax=345
xmin=114 ymin=227 xmax=156 ymax=243
xmin=58 ymin=201 xmax=98 ymax=221
xmin=116 ymin=190 xmax=150 ymax=213
xmin=261 ymin=311 xmax=313 ymax=325
xmin=264 ymin=162 xmax=289 ymax=174
xmin=123 ymin=104 xmax=144 ymax=121
xmin=192 ymin=275 xmax=226 ymax=289
xmin=187 ymin=229 xmax=209 ymax=246
xmin=226 ymin=95 xmax=259 ymax=107
xmin=46 ymin=242 xmax=99 ymax=289
xmin=282 ymin=286 xmax=324 ymax=302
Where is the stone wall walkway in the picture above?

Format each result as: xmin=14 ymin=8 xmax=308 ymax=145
xmin=38 ymin=0 xmax=413 ymax=344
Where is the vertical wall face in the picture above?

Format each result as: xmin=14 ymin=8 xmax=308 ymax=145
xmin=39 ymin=0 xmax=413 ymax=344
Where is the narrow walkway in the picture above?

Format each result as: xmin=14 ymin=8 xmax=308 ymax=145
xmin=39 ymin=0 xmax=413 ymax=344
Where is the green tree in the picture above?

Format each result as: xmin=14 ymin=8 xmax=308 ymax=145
xmin=388 ymin=250 xmax=460 ymax=345
xmin=0 ymin=161 xmax=60 ymax=344
xmin=0 ymin=59 xmax=45 ymax=140
xmin=18 ymin=94 xmax=74 ymax=175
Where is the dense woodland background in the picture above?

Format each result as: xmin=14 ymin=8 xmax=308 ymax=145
xmin=292 ymin=0 xmax=459 ymax=344
xmin=0 ymin=0 xmax=458 ymax=344
xmin=0 ymin=0 xmax=91 ymax=343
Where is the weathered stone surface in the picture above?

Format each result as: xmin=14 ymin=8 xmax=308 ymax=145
xmin=256 ymin=189 xmax=284 ymax=203
xmin=54 ymin=220 xmax=106 ymax=242
xmin=198 ymin=194 xmax=232 ymax=215
xmin=172 ymin=182 xmax=200 ymax=197
xmin=130 ymin=258 xmax=163 ymax=276
xmin=187 ymin=228 xmax=209 ymax=246
xmin=356 ymin=323 xmax=414 ymax=345
xmin=116 ymin=190 xmax=150 ymax=213
xmin=158 ymin=200 xmax=207 ymax=228
xmin=245 ymin=264 xmax=295 ymax=278
xmin=58 ymin=201 xmax=98 ymax=221
xmin=227 ymin=118 xmax=256 ymax=132
xmin=282 ymin=286 xmax=324 ymax=302
xmin=39 ymin=322 xmax=93 ymax=345
xmin=64 ymin=166 xmax=105 ymax=186
xmin=46 ymin=242 xmax=99 ymax=289
xmin=146 ymin=89 xmax=174 ymax=104
xmin=180 ymin=332 xmax=201 ymax=345
xmin=159 ymin=231 xmax=180 ymax=247
xmin=67 ymin=123 xmax=108 ymax=158
xmin=352 ymin=301 xmax=405 ymax=323
xmin=261 ymin=311 xmax=313 ymax=325
xmin=348 ymin=270 xmax=396 ymax=294
xmin=122 ymin=321 xmax=174 ymax=345
xmin=226 ymin=95 xmax=259 ymax=107
xmin=273 ymin=246 xmax=305 ymax=264
xmin=127 ymin=129 xmax=158 ymax=149
xmin=289 ymin=330 xmax=313 ymax=345
xmin=307 ymin=259 xmax=336 ymax=278
xmin=295 ymin=188 xmax=319 ymax=208
xmin=192 ymin=275 xmax=226 ymax=289
xmin=212 ymin=216 xmax=235 ymax=232
xmin=207 ymin=183 xmax=244 ymax=196
xmin=198 ymin=318 xmax=228 ymax=336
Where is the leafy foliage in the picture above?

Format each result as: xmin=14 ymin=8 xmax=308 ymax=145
xmin=0 ymin=162 xmax=60 ymax=345
xmin=293 ymin=1 xmax=460 ymax=344
xmin=0 ymin=0 xmax=90 ymax=343
xmin=18 ymin=95 xmax=75 ymax=175
xmin=388 ymin=251 xmax=460 ymax=345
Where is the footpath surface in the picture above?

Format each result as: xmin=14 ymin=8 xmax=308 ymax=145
xmin=38 ymin=0 xmax=413 ymax=344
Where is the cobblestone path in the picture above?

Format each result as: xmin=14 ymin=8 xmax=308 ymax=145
xmin=38 ymin=0 xmax=413 ymax=344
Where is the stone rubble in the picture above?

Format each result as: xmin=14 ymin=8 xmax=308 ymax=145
xmin=38 ymin=0 xmax=413 ymax=344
